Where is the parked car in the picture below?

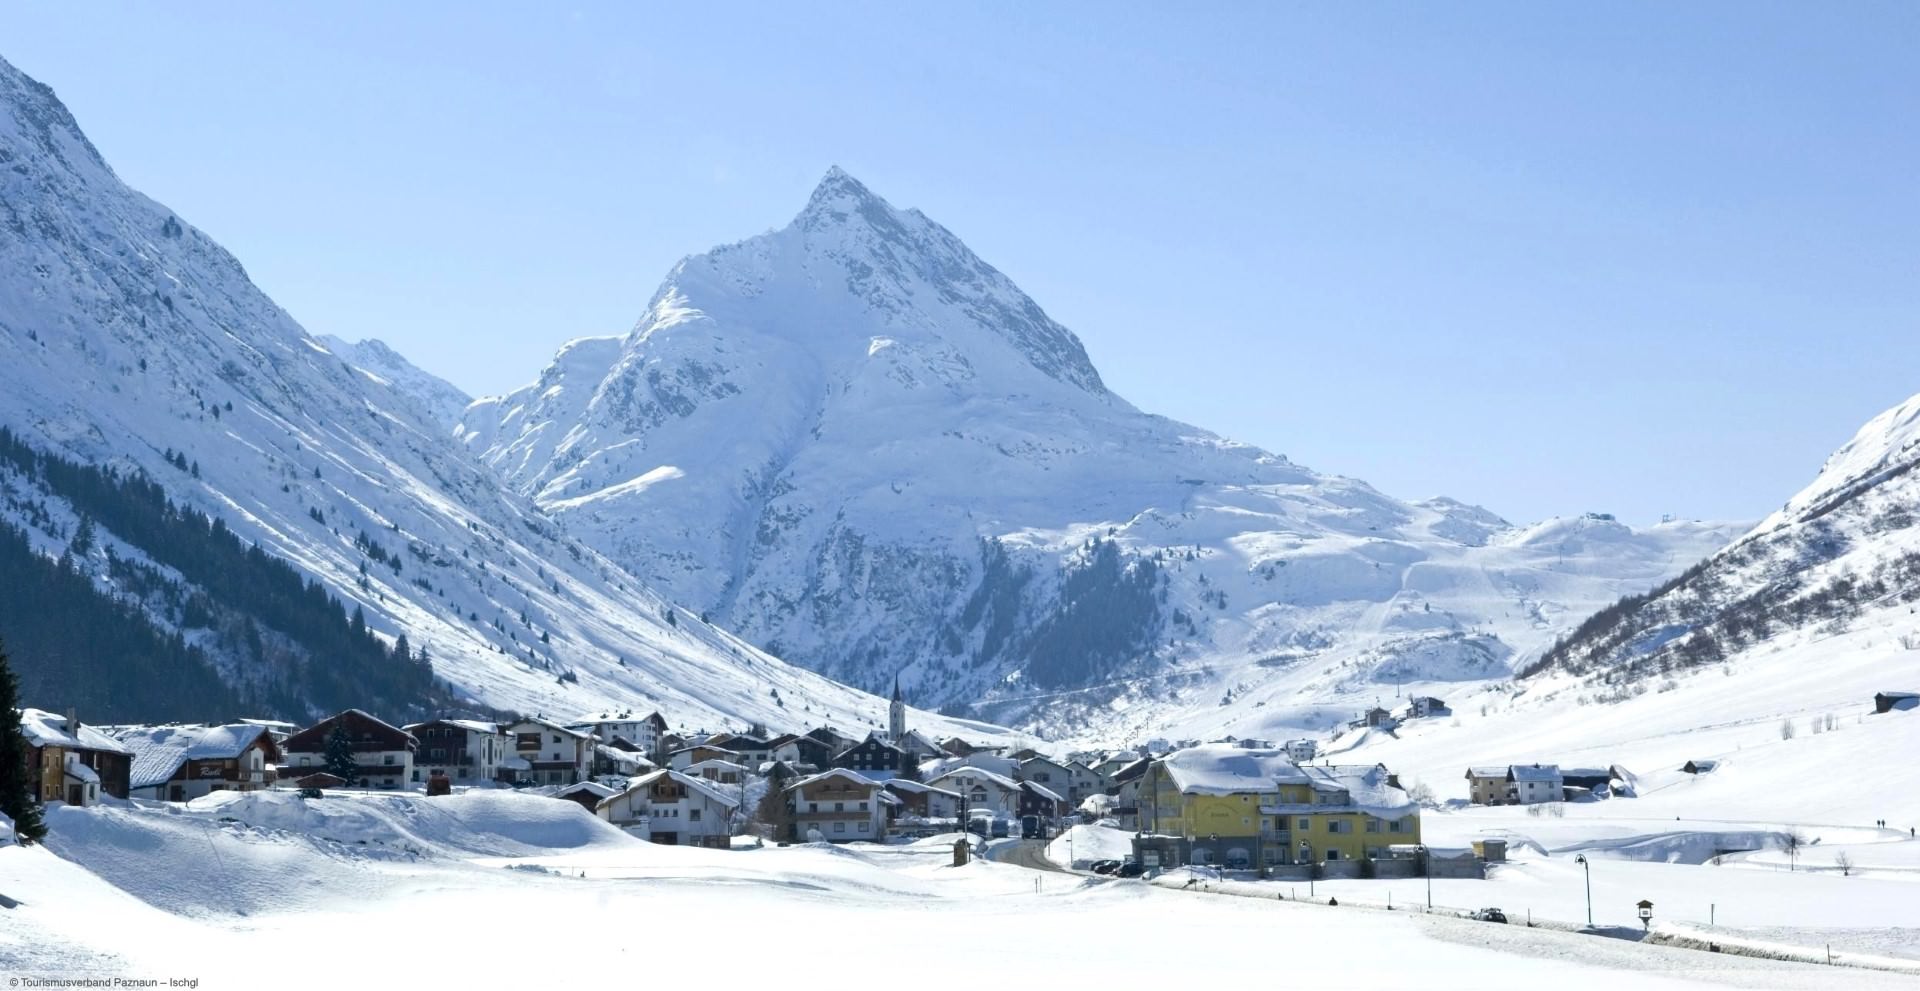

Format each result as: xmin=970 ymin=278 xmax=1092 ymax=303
xmin=1471 ymin=908 xmax=1508 ymax=924
xmin=1090 ymin=859 xmax=1121 ymax=875
xmin=990 ymin=818 xmax=1011 ymax=839
xmin=1116 ymin=861 xmax=1147 ymax=878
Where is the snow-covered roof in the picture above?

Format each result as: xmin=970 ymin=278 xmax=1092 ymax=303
xmin=597 ymin=744 xmax=654 ymax=766
xmin=881 ymin=778 xmax=959 ymax=798
xmin=238 ymin=718 xmax=298 ymax=730
xmin=927 ymin=766 xmax=1021 ymax=792
xmin=606 ymin=769 xmax=739 ymax=810
xmin=115 ymin=724 xmax=273 ymax=789
xmin=686 ymin=759 xmax=747 ymax=774
xmin=63 ymin=755 xmax=100 ymax=784
xmin=1021 ymin=781 xmax=1064 ymax=802
xmin=1158 ymin=745 xmax=1299 ymax=795
xmin=788 ymin=767 xmax=888 ymax=792
xmin=510 ymin=718 xmax=594 ymax=740
xmin=1466 ymin=766 xmax=1510 ymax=779
xmin=404 ymin=718 xmax=501 ymax=735
xmin=556 ymin=781 xmax=617 ymax=800
xmin=1161 ymin=745 xmax=1415 ymax=816
xmin=18 ymin=709 xmax=133 ymax=755
xmin=1508 ymin=764 xmax=1562 ymax=783
xmin=499 ymin=756 xmax=532 ymax=771
xmin=670 ymin=743 xmax=739 ymax=757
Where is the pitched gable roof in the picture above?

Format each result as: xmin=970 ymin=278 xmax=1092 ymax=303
xmin=603 ymin=768 xmax=739 ymax=810
xmin=18 ymin=709 xmax=133 ymax=755
xmin=114 ymin=724 xmax=273 ymax=789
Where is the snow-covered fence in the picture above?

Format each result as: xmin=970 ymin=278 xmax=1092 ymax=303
xmin=1647 ymin=923 xmax=1920 ymax=976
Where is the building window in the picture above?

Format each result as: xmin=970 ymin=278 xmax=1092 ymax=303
xmin=858 ymin=821 xmax=869 ymax=832
xmin=383 ymin=755 xmax=395 ymax=766
xmin=1366 ymin=818 xmax=1380 ymax=833
xmin=1326 ymin=849 xmax=1342 ymax=861
xmin=689 ymin=809 xmax=702 ymax=822
xmin=834 ymin=821 xmax=846 ymax=833
xmin=1297 ymin=818 xmax=1310 ymax=831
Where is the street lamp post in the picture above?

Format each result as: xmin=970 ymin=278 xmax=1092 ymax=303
xmin=1420 ymin=844 xmax=1432 ymax=910
xmin=1574 ymin=854 xmax=1593 ymax=928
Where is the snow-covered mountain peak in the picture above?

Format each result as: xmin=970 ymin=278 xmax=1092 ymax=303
xmin=0 ymin=55 xmax=109 ymax=177
xmin=655 ymin=167 xmax=1107 ymax=397
xmin=466 ymin=165 xmax=1740 ymax=740
xmin=317 ymin=335 xmax=472 ymax=430
xmin=794 ymin=164 xmax=891 ymax=229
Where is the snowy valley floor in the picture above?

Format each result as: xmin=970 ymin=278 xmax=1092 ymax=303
xmin=3 ymin=793 xmax=1918 ymax=990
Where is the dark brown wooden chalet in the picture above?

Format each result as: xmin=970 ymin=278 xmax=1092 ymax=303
xmin=768 ymin=733 xmax=835 ymax=769
xmin=280 ymin=710 xmax=417 ymax=789
xmin=1018 ymin=780 xmax=1067 ymax=821
xmin=832 ymin=735 xmax=907 ymax=777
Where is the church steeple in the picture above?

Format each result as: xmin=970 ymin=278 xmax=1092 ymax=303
xmin=888 ymin=672 xmax=907 ymax=745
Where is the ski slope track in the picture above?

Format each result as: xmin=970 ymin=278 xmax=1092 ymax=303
xmin=0 ymin=55 xmax=996 ymax=740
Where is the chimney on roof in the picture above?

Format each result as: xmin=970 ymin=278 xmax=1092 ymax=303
xmin=66 ymin=707 xmax=79 ymax=734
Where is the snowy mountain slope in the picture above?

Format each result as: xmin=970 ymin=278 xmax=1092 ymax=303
xmin=1287 ymin=389 xmax=1920 ymax=859
xmin=317 ymin=335 xmax=472 ymax=430
xmin=463 ymin=167 xmax=1741 ymax=741
xmin=1529 ymin=388 xmax=1920 ymax=689
xmin=0 ymin=55 xmax=982 ymax=740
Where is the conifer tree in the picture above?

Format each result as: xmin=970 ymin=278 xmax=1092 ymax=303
xmin=323 ymin=722 xmax=359 ymax=786
xmin=0 ymin=640 xmax=49 ymax=844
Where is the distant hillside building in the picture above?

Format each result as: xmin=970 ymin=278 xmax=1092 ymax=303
xmin=1505 ymin=764 xmax=1564 ymax=805
xmin=1875 ymin=692 xmax=1919 ymax=714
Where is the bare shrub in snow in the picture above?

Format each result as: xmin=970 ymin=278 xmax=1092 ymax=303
xmin=1780 ymin=718 xmax=1796 ymax=740
xmin=1548 ymin=802 xmax=1566 ymax=818
xmin=1835 ymin=851 xmax=1853 ymax=876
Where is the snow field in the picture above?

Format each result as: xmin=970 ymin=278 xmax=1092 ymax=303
xmin=8 ymin=792 xmax=1912 ymax=989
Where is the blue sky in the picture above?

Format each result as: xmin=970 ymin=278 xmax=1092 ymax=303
xmin=5 ymin=3 xmax=1916 ymax=525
